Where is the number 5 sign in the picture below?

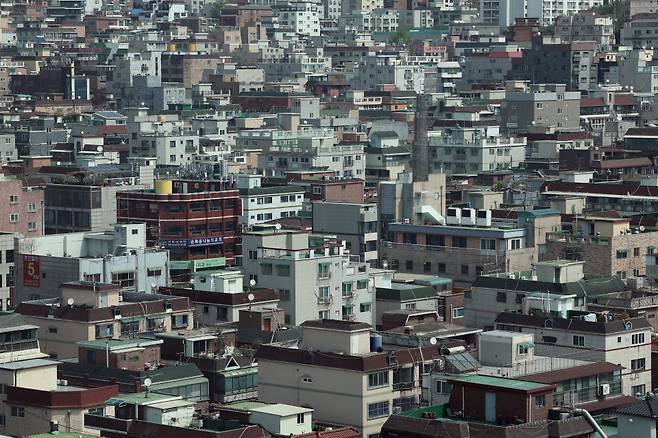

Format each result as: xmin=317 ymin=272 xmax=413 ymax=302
xmin=23 ymin=255 xmax=40 ymax=288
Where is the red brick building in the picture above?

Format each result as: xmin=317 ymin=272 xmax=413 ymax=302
xmin=0 ymin=177 xmax=44 ymax=236
xmin=117 ymin=180 xmax=241 ymax=273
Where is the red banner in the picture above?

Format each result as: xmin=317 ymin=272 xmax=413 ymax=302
xmin=23 ymin=255 xmax=40 ymax=288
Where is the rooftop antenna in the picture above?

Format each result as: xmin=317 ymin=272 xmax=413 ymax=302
xmin=247 ymin=292 xmax=255 ymax=311
xmin=143 ymin=378 xmax=152 ymax=398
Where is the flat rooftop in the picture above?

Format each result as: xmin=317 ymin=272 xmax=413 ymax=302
xmin=450 ymin=375 xmax=553 ymax=392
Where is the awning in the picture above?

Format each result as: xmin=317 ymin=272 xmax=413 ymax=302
xmin=149 ymin=376 xmax=208 ymax=391
xmin=519 ymin=342 xmax=534 ymax=349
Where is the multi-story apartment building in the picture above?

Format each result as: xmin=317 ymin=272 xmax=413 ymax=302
xmin=239 ymin=128 xmax=365 ymax=179
xmin=14 ymin=223 xmax=169 ymax=302
xmin=555 ymin=12 xmax=614 ymax=49
xmin=500 ymin=83 xmax=581 ymax=134
xmin=241 ymin=225 xmax=375 ymax=325
xmin=0 ymin=232 xmax=17 ymax=310
xmin=17 ymin=281 xmax=194 ymax=359
xmin=380 ymin=208 xmax=559 ymax=287
xmin=0 ymin=313 xmax=120 ymax=437
xmin=428 ymin=126 xmax=526 ymax=175
xmin=609 ymin=49 xmax=658 ymax=93
xmin=44 ymin=180 xmax=148 ymax=234
xmin=482 ymin=0 xmax=605 ymax=26
xmin=237 ymin=174 xmax=304 ymax=227
xmin=465 ymin=260 xmax=626 ymax=330
xmin=541 ymin=215 xmax=658 ymax=281
xmin=621 ymin=13 xmax=658 ymax=48
xmin=354 ymin=54 xmax=427 ymax=94
xmin=495 ymin=312 xmax=652 ymax=396
xmin=312 ymin=201 xmax=378 ymax=264
xmin=0 ymin=133 xmax=17 ymax=162
xmin=117 ymin=179 xmax=241 ymax=272
xmin=0 ymin=177 xmax=43 ymax=236
xmin=273 ymin=0 xmax=322 ymax=36
xmin=341 ymin=0 xmax=383 ymax=15
xmin=256 ymin=319 xmax=445 ymax=438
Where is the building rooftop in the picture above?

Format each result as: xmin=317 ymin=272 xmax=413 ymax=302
xmin=77 ymin=338 xmax=163 ymax=351
xmin=250 ymin=403 xmax=313 ymax=416
xmin=449 ymin=375 xmax=554 ymax=393
xmin=301 ymin=319 xmax=372 ymax=332
xmin=0 ymin=358 xmax=59 ymax=370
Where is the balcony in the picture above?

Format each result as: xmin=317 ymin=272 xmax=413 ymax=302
xmin=553 ymin=381 xmax=622 ymax=407
xmin=0 ymin=339 xmax=39 ymax=353
xmin=317 ymin=296 xmax=331 ymax=305
xmin=546 ymin=232 xmax=611 ymax=245
xmin=393 ymin=381 xmax=415 ymax=391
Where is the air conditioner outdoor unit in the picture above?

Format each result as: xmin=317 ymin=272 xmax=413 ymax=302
xmin=598 ymin=383 xmax=611 ymax=396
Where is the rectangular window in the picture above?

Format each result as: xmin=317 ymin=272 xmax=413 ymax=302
xmin=573 ymin=335 xmax=585 ymax=347
xmin=261 ymin=263 xmax=273 ymax=275
xmin=9 ymin=195 xmax=17 ymax=204
xmin=278 ymin=289 xmax=291 ymax=301
xmin=147 ymin=268 xmax=162 ymax=277
xmin=9 ymin=213 xmax=18 ymax=223
xmin=616 ymin=249 xmax=628 ymax=259
xmin=632 ymin=358 xmax=646 ymax=371
xmin=172 ymin=314 xmax=189 ymax=328
xmin=10 ymin=407 xmax=24 ymax=417
xmin=368 ymin=371 xmax=389 ymax=388
xmin=535 ymin=394 xmax=545 ymax=408
xmin=367 ymin=401 xmax=390 ymax=419
xmin=438 ymin=263 xmax=446 ymax=273
xmin=631 ymin=384 xmax=646 ymax=396
xmin=634 ymin=247 xmax=641 ymax=257
xmin=27 ymin=203 xmax=37 ymax=213
xmin=111 ymin=272 xmax=135 ymax=288
xmin=342 ymin=282 xmax=354 ymax=296
xmin=452 ymin=307 xmax=464 ymax=319
xmin=275 ymin=264 xmax=290 ymax=277
xmin=461 ymin=265 xmax=469 ymax=274
xmin=318 ymin=263 xmax=330 ymax=279
xmin=357 ymin=279 xmax=369 ymax=289
xmin=480 ymin=239 xmax=496 ymax=250
xmin=296 ymin=413 xmax=305 ymax=424
xmin=360 ymin=303 xmax=371 ymax=312
xmin=95 ymin=324 xmax=114 ymax=338
xmin=632 ymin=333 xmax=645 ymax=345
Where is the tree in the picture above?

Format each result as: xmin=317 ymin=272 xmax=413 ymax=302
xmin=389 ymin=26 xmax=411 ymax=46
xmin=592 ymin=0 xmax=630 ymax=34
xmin=207 ymin=0 xmax=225 ymax=19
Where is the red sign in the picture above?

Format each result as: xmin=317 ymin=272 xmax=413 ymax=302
xmin=23 ymin=255 xmax=40 ymax=288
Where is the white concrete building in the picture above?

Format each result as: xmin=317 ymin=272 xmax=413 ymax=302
xmin=241 ymin=225 xmax=375 ymax=325
xmin=237 ymin=174 xmax=305 ymax=226
xmin=274 ymin=0 xmax=323 ymax=37
xmin=482 ymin=0 xmax=605 ymax=26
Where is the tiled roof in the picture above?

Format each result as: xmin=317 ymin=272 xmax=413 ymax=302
xmin=617 ymin=398 xmax=658 ymax=418
xmin=521 ymin=361 xmax=623 ymax=383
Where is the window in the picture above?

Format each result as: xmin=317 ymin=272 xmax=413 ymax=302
xmin=423 ymin=261 xmax=431 ymax=272
xmin=27 ymin=203 xmax=37 ymax=212
xmin=617 ymin=271 xmax=627 ymax=280
xmin=367 ymin=401 xmax=390 ymax=419
xmin=319 ymin=310 xmax=329 ymax=319
xmin=87 ymin=349 xmax=97 ymax=363
xmin=172 ymin=314 xmax=189 ymax=328
xmin=632 ymin=358 xmax=646 ymax=371
xmin=634 ymin=247 xmax=641 ymax=257
xmin=342 ymin=305 xmax=353 ymax=319
xmin=318 ymin=263 xmax=330 ymax=279
xmin=436 ymin=380 xmax=453 ymax=394
xmin=616 ymin=250 xmax=628 ymax=259
xmin=342 ymin=282 xmax=354 ymax=296
xmin=535 ymin=394 xmax=545 ymax=408
xmin=261 ymin=263 xmax=273 ymax=275
xmin=121 ymin=320 xmax=140 ymax=335
xmin=360 ymin=303 xmax=371 ymax=312
xmin=48 ymin=326 xmax=57 ymax=334
xmin=405 ymin=260 xmax=413 ymax=270
xmin=112 ymin=272 xmax=135 ymax=288
xmin=496 ymin=292 xmax=506 ymax=303
xmin=9 ymin=213 xmax=18 ymax=223
xmin=452 ymin=307 xmax=464 ymax=319
xmin=518 ymin=344 xmax=529 ymax=355
xmin=0 ymin=415 xmax=5 ymax=425
xmin=147 ymin=269 xmax=162 ymax=277
xmin=10 ymin=407 xmax=24 ymax=417
xmin=632 ymin=384 xmax=646 ymax=396
xmin=480 ymin=239 xmax=496 ymax=250
xmin=276 ymin=264 xmax=290 ymax=277
xmin=572 ymin=335 xmax=585 ymax=347
xmin=95 ymin=324 xmax=114 ymax=338
xmin=248 ymin=250 xmax=257 ymax=260
xmin=297 ymin=413 xmax=305 ymax=424
xmin=5 ymin=250 xmax=13 ymax=264
xmin=368 ymin=371 xmax=389 ymax=388
xmin=357 ymin=279 xmax=369 ymax=290
xmin=27 ymin=222 xmax=36 ymax=231
xmin=632 ymin=333 xmax=645 ymax=345
xmin=510 ymin=239 xmax=521 ymax=250
xmin=9 ymin=195 xmax=17 ymax=204
xmin=278 ymin=289 xmax=291 ymax=301
xmin=438 ymin=263 xmax=446 ymax=273
xmin=461 ymin=265 xmax=469 ymax=275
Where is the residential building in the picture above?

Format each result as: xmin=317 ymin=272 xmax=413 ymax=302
xmin=621 ymin=13 xmax=658 ymax=48
xmin=161 ymin=269 xmax=280 ymax=325
xmin=555 ymin=12 xmax=614 ymax=49
xmin=44 ymin=181 xmax=148 ymax=234
xmin=500 ymin=83 xmax=582 ymax=134
xmin=239 ymin=128 xmax=365 ymax=179
xmin=14 ymin=223 xmax=169 ymax=301
xmin=256 ymin=319 xmax=446 ymax=437
xmin=429 ymin=126 xmax=526 ymax=175
xmin=0 ymin=177 xmax=43 ymax=236
xmin=482 ymin=0 xmax=605 ymax=26
xmin=495 ymin=312 xmax=652 ymax=395
xmin=541 ymin=215 xmax=658 ymax=280
xmin=609 ymin=49 xmax=658 ymax=94
xmin=365 ymin=146 xmax=410 ymax=183
xmin=465 ymin=260 xmax=626 ymax=330
xmin=241 ymin=225 xmax=375 ymax=325
xmin=16 ymin=281 xmax=194 ymax=359
xmin=0 ymin=233 xmax=17 ymax=310
xmin=380 ymin=208 xmax=559 ymax=287
xmin=237 ymin=174 xmax=305 ymax=226
xmin=117 ymin=179 xmax=241 ymax=272
xmin=312 ymin=202 xmax=378 ymax=263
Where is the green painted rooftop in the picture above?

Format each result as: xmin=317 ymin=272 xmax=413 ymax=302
xmin=400 ymin=404 xmax=448 ymax=419
xmin=451 ymin=375 xmax=552 ymax=391
xmin=225 ymin=401 xmax=269 ymax=410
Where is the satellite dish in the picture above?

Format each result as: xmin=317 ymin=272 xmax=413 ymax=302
xmin=274 ymin=223 xmax=282 ymax=230
xmin=249 ymin=279 xmax=256 ymax=287
xmin=67 ymin=298 xmax=75 ymax=306
xmin=247 ymin=293 xmax=255 ymax=302
xmin=96 ymin=145 xmax=103 ymax=152
xmin=429 ymin=337 xmax=437 ymax=345
xmin=143 ymin=378 xmax=152 ymax=388
xmin=640 ymin=226 xmax=646 ymax=232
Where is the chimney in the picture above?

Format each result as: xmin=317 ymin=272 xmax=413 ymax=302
xmin=412 ymin=94 xmax=430 ymax=182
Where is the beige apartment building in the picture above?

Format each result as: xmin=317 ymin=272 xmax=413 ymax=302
xmin=16 ymin=281 xmax=194 ymax=359
xmin=542 ymin=214 xmax=658 ymax=281
xmin=256 ymin=319 xmax=445 ymax=438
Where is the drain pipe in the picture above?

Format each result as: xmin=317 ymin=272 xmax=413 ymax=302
xmin=572 ymin=408 xmax=607 ymax=438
